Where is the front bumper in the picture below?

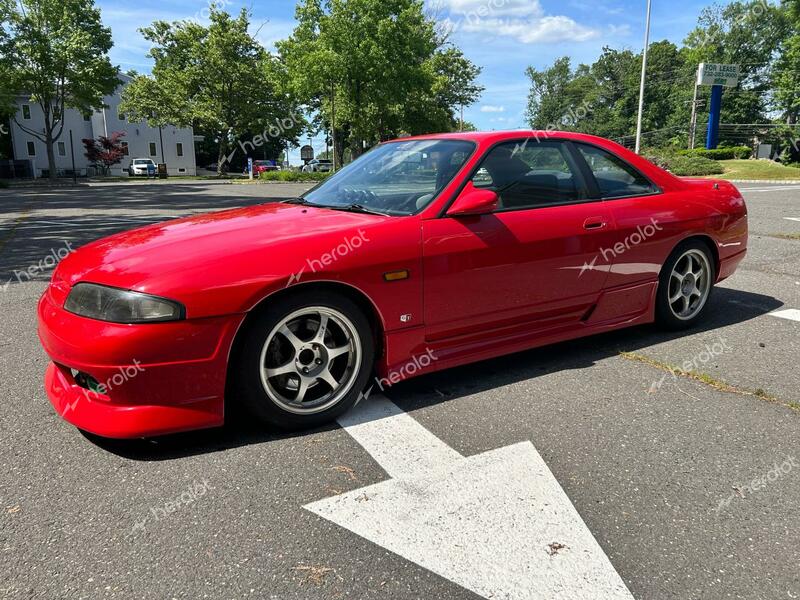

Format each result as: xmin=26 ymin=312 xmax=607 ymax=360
xmin=38 ymin=289 xmax=245 ymax=438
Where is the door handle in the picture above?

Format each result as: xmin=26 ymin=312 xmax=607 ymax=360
xmin=583 ymin=217 xmax=607 ymax=230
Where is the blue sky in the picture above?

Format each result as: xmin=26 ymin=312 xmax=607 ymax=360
xmin=98 ymin=0 xmax=718 ymax=156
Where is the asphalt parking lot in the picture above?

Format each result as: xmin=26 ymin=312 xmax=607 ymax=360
xmin=1 ymin=180 xmax=799 ymax=599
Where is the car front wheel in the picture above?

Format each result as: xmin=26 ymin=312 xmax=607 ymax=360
xmin=233 ymin=291 xmax=375 ymax=429
xmin=655 ymin=239 xmax=715 ymax=330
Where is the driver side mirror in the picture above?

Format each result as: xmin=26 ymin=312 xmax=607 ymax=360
xmin=447 ymin=183 xmax=499 ymax=217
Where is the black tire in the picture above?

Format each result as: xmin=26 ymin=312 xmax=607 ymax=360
xmin=655 ymin=239 xmax=716 ymax=330
xmin=232 ymin=291 xmax=375 ymax=430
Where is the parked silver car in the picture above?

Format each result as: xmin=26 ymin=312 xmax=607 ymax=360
xmin=302 ymin=159 xmax=333 ymax=173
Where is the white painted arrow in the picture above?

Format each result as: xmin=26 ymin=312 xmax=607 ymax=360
xmin=770 ymin=308 xmax=800 ymax=322
xmin=305 ymin=395 xmax=635 ymax=599
xmin=784 ymin=217 xmax=800 ymax=222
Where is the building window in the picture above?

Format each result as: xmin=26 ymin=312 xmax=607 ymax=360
xmin=176 ymin=142 xmax=184 ymax=157
xmin=121 ymin=141 xmax=129 ymax=156
xmin=22 ymin=105 xmax=31 ymax=120
xmin=84 ymin=114 xmax=91 ymax=122
xmin=148 ymin=142 xmax=157 ymax=157
xmin=118 ymin=112 xmax=125 ymax=121
xmin=27 ymin=141 xmax=35 ymax=156
xmin=57 ymin=141 xmax=66 ymax=156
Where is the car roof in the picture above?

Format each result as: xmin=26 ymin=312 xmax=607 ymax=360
xmin=391 ymin=130 xmax=619 ymax=146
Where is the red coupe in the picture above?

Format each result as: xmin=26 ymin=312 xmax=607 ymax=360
xmin=38 ymin=131 xmax=747 ymax=438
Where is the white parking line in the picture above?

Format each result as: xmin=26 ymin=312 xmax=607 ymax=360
xmin=740 ymin=187 xmax=800 ymax=193
xmin=770 ymin=309 xmax=800 ymax=322
xmin=784 ymin=217 xmax=800 ymax=223
xmin=305 ymin=395 xmax=635 ymax=600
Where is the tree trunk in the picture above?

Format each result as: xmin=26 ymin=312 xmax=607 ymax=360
xmin=45 ymin=128 xmax=57 ymax=182
xmin=334 ymin=129 xmax=345 ymax=168
xmin=217 ymin=143 xmax=227 ymax=177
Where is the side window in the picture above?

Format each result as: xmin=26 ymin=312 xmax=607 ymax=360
xmin=470 ymin=141 xmax=589 ymax=210
xmin=576 ymin=144 xmax=657 ymax=198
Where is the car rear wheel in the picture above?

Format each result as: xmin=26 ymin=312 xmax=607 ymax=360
xmin=233 ymin=291 xmax=374 ymax=429
xmin=655 ymin=240 xmax=715 ymax=330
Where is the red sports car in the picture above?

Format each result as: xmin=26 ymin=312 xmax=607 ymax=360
xmin=38 ymin=131 xmax=747 ymax=438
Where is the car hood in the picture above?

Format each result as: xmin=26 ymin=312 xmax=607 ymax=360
xmin=55 ymin=202 xmax=389 ymax=295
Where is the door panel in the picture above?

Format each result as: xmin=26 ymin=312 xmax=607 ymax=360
xmin=422 ymin=202 xmax=618 ymax=341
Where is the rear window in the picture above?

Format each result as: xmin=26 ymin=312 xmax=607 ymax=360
xmin=576 ymin=144 xmax=657 ymax=198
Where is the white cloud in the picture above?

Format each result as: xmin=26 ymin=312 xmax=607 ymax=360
xmin=432 ymin=0 xmax=599 ymax=44
xmin=480 ymin=105 xmax=506 ymax=112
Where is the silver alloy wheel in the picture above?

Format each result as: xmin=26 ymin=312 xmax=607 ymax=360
xmin=259 ymin=307 xmax=361 ymax=415
xmin=667 ymin=248 xmax=712 ymax=320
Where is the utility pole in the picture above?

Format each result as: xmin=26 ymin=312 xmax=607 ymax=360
xmin=69 ymin=129 xmax=76 ymax=184
xmin=688 ymin=86 xmax=699 ymax=149
xmin=331 ymin=81 xmax=337 ymax=172
xmin=459 ymin=105 xmax=464 ymax=132
xmin=634 ymin=0 xmax=652 ymax=154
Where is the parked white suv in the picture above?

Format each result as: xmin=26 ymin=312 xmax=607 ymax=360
xmin=128 ymin=158 xmax=156 ymax=176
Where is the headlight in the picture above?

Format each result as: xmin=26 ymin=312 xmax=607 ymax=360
xmin=64 ymin=283 xmax=185 ymax=324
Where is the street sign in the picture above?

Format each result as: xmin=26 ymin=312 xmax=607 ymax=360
xmin=300 ymin=144 xmax=314 ymax=161
xmin=697 ymin=63 xmax=739 ymax=87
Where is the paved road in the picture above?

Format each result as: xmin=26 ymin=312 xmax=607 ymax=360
xmin=0 ymin=181 xmax=799 ymax=599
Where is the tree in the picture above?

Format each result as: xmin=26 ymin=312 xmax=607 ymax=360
xmin=279 ymin=0 xmax=483 ymax=165
xmin=120 ymin=7 xmax=304 ymax=176
xmin=82 ymin=132 xmax=126 ymax=174
xmin=683 ymin=0 xmax=789 ymax=125
xmin=775 ymin=0 xmax=800 ymax=126
xmin=4 ymin=0 xmax=119 ymax=180
xmin=0 ymin=0 xmax=14 ymax=114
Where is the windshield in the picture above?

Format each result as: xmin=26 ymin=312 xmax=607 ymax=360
xmin=134 ymin=159 xmax=153 ymax=165
xmin=302 ymin=139 xmax=475 ymax=216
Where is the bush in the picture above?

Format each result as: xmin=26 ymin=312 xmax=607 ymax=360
xmin=677 ymin=146 xmax=751 ymax=160
xmin=645 ymin=153 xmax=725 ymax=176
xmin=259 ymin=170 xmax=332 ymax=183
xmin=0 ymin=179 xmax=8 ymax=189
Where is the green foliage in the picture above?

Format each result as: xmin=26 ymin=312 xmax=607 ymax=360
xmin=525 ymin=0 xmax=793 ymax=144
xmin=645 ymin=152 xmax=725 ymax=176
xmin=525 ymin=42 xmax=691 ymax=141
xmin=121 ymin=6 xmax=304 ymax=175
xmin=678 ymin=146 xmax=752 ymax=159
xmin=258 ymin=170 xmax=331 ymax=182
xmin=4 ymin=0 xmax=119 ymax=180
xmin=278 ymin=0 xmax=483 ymax=164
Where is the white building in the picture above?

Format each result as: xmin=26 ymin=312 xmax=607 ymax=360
xmin=8 ymin=74 xmax=198 ymax=178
